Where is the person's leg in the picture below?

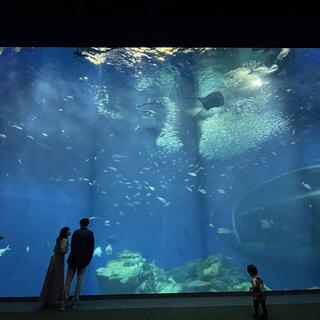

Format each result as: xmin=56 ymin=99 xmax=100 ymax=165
xmin=261 ymin=299 xmax=268 ymax=318
xmin=64 ymin=266 xmax=76 ymax=299
xmin=74 ymin=267 xmax=86 ymax=301
xmin=252 ymin=300 xmax=260 ymax=318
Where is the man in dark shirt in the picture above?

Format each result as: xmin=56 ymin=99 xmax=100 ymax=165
xmin=65 ymin=218 xmax=94 ymax=307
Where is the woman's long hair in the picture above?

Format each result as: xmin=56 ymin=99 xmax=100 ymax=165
xmin=56 ymin=227 xmax=70 ymax=244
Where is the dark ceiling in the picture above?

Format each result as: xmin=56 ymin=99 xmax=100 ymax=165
xmin=0 ymin=0 xmax=318 ymax=46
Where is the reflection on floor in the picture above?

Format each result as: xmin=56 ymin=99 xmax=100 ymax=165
xmin=0 ymin=292 xmax=320 ymax=320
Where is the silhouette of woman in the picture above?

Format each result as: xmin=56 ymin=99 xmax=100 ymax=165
xmin=40 ymin=227 xmax=71 ymax=310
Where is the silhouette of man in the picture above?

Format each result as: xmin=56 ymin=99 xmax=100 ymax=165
xmin=65 ymin=218 xmax=94 ymax=307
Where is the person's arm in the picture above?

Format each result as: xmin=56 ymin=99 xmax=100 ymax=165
xmin=89 ymin=232 xmax=94 ymax=257
xmin=60 ymin=238 xmax=68 ymax=253
xmin=70 ymin=230 xmax=78 ymax=250
xmin=249 ymin=278 xmax=255 ymax=292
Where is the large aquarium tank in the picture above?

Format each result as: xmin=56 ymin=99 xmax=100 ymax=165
xmin=1 ymin=47 xmax=320 ymax=297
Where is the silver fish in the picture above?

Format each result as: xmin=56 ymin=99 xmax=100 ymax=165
xmin=0 ymin=245 xmax=11 ymax=256
xmin=156 ymin=196 xmax=171 ymax=207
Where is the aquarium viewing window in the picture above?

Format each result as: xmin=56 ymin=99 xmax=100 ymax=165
xmin=0 ymin=47 xmax=320 ymax=297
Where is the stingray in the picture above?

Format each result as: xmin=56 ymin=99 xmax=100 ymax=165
xmin=187 ymin=91 xmax=224 ymax=110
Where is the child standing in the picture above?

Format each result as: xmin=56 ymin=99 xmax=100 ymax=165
xmin=247 ymin=264 xmax=268 ymax=320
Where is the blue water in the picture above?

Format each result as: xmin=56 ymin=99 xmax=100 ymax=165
xmin=1 ymin=47 xmax=320 ymax=297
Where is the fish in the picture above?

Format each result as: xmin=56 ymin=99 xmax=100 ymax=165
xmin=136 ymin=99 xmax=165 ymax=109
xmin=217 ymin=228 xmax=234 ymax=235
xmin=9 ymin=124 xmax=23 ymax=130
xmin=18 ymin=159 xmax=22 ymax=165
xmin=26 ymin=246 xmax=30 ymax=253
xmin=107 ymin=167 xmax=118 ymax=171
xmin=198 ymin=188 xmax=207 ymax=194
xmin=127 ymin=201 xmax=140 ymax=207
xmin=112 ymin=154 xmax=127 ymax=159
xmin=217 ymin=188 xmax=226 ymax=194
xmin=0 ymin=245 xmax=11 ymax=256
xmin=105 ymin=244 xmax=113 ymax=255
xmin=93 ymin=246 xmax=102 ymax=257
xmin=148 ymin=186 xmax=155 ymax=191
xmin=260 ymin=218 xmax=275 ymax=229
xmin=208 ymin=223 xmax=215 ymax=228
xmin=104 ymin=220 xmax=111 ymax=226
xmin=89 ymin=216 xmax=102 ymax=221
xmin=187 ymin=172 xmax=197 ymax=177
xmin=42 ymin=133 xmax=48 ymax=137
xmin=156 ymin=196 xmax=171 ymax=207
xmin=26 ymin=135 xmax=34 ymax=140
xmin=187 ymin=91 xmax=224 ymax=110
xmin=185 ymin=186 xmax=193 ymax=192
xmin=302 ymin=182 xmax=312 ymax=190
xmin=0 ymin=134 xmax=6 ymax=139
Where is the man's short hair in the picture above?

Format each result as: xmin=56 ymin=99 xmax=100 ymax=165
xmin=80 ymin=218 xmax=89 ymax=227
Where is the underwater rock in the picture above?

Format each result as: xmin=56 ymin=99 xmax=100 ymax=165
xmin=96 ymin=251 xmax=256 ymax=294
xmin=96 ymin=251 xmax=149 ymax=294
xmin=96 ymin=250 xmax=183 ymax=294
xmin=171 ymin=254 xmax=249 ymax=292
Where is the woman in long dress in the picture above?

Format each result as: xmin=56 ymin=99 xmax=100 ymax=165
xmin=40 ymin=226 xmax=71 ymax=309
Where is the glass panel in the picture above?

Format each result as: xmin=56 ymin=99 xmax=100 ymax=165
xmin=1 ymin=47 xmax=319 ymax=297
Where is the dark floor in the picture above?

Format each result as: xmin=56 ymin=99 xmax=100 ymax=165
xmin=1 ymin=293 xmax=320 ymax=320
